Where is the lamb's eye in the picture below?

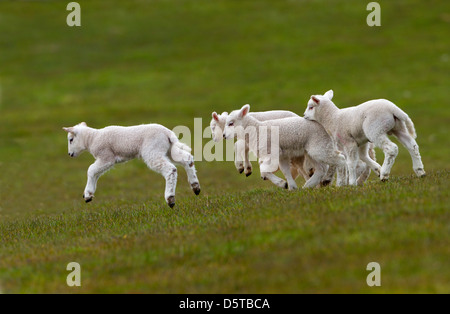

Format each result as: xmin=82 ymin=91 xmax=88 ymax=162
xmin=309 ymin=107 xmax=313 ymax=110
xmin=228 ymin=122 xmax=234 ymax=127
xmin=69 ymin=138 xmax=74 ymax=143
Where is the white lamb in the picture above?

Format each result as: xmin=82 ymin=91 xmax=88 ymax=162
xmin=210 ymin=110 xmax=315 ymax=182
xmin=223 ymin=105 xmax=347 ymax=190
xmin=63 ymin=122 xmax=201 ymax=208
xmin=212 ymin=110 xmax=376 ymax=186
xmin=304 ymin=90 xmax=425 ymax=185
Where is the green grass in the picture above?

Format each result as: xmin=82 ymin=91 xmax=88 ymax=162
xmin=0 ymin=0 xmax=449 ymax=293
xmin=1 ymin=171 xmax=448 ymax=293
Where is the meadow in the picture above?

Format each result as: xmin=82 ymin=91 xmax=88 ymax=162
xmin=0 ymin=0 xmax=448 ymax=293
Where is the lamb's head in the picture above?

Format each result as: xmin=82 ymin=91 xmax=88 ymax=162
xmin=210 ymin=112 xmax=228 ymax=142
xmin=223 ymin=104 xmax=250 ymax=140
xmin=62 ymin=122 xmax=88 ymax=157
xmin=304 ymin=89 xmax=334 ymax=121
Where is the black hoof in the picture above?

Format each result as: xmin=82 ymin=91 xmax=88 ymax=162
xmin=167 ymin=196 xmax=175 ymax=208
xmin=85 ymin=197 xmax=93 ymax=203
xmin=321 ymin=180 xmax=331 ymax=187
xmin=416 ymin=168 xmax=426 ymax=178
xmin=245 ymin=172 xmax=252 ymax=177
xmin=191 ymin=183 xmax=201 ymax=195
xmin=238 ymin=168 xmax=244 ymax=174
xmin=284 ymin=182 xmax=288 ymax=189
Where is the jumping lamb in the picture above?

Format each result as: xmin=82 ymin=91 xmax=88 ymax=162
xmin=304 ymin=90 xmax=425 ymax=184
xmin=210 ymin=110 xmax=315 ymax=181
xmin=223 ymin=105 xmax=347 ymax=190
xmin=63 ymin=122 xmax=201 ymax=208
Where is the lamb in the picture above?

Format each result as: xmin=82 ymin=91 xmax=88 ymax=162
xmin=210 ymin=110 xmax=315 ymax=181
xmin=62 ymin=122 xmax=201 ymax=208
xmin=304 ymin=90 xmax=425 ymax=184
xmin=223 ymin=105 xmax=347 ymax=190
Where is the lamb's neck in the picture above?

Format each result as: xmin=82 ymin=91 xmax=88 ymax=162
xmin=317 ymin=103 xmax=340 ymax=133
xmin=82 ymin=127 xmax=98 ymax=153
xmin=242 ymin=115 xmax=263 ymax=139
xmin=242 ymin=115 xmax=262 ymax=129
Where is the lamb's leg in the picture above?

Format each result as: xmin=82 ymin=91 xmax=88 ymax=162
xmin=321 ymin=165 xmax=334 ymax=187
xmin=336 ymin=164 xmax=348 ymax=186
xmin=306 ymin=136 xmax=347 ymax=187
xmin=145 ymin=157 xmax=178 ymax=208
xmin=356 ymin=161 xmax=370 ymax=186
xmin=243 ymin=138 xmax=252 ymax=177
xmin=358 ymin=143 xmax=381 ymax=178
xmin=259 ymin=160 xmax=287 ymax=189
xmin=393 ymin=130 xmax=426 ymax=177
xmin=355 ymin=143 xmax=376 ymax=185
xmin=374 ymin=135 xmax=398 ymax=182
xmin=261 ymin=173 xmax=288 ymax=188
xmin=309 ymin=144 xmax=347 ymax=186
xmin=173 ymin=149 xmax=201 ymax=195
xmin=84 ymin=159 xmax=115 ymax=203
xmin=303 ymin=160 xmax=326 ymax=189
xmin=279 ymin=157 xmax=298 ymax=190
xmin=234 ymin=140 xmax=245 ymax=174
xmin=345 ymin=144 xmax=360 ymax=186
xmin=368 ymin=143 xmax=377 ymax=162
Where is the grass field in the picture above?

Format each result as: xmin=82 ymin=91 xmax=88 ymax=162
xmin=0 ymin=0 xmax=449 ymax=293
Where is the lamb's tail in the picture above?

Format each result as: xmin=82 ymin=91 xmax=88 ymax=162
xmin=169 ymin=133 xmax=192 ymax=152
xmin=391 ymin=105 xmax=417 ymax=139
xmin=405 ymin=118 xmax=417 ymax=139
xmin=169 ymin=132 xmax=193 ymax=163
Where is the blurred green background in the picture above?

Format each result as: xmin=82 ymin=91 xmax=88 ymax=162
xmin=0 ymin=0 xmax=448 ymax=293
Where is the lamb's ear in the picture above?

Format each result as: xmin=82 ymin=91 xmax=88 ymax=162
xmin=62 ymin=127 xmax=74 ymax=133
xmin=324 ymin=90 xmax=334 ymax=100
xmin=311 ymin=96 xmax=321 ymax=105
xmin=239 ymin=104 xmax=250 ymax=117
xmin=212 ymin=112 xmax=219 ymax=121
xmin=80 ymin=122 xmax=87 ymax=127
